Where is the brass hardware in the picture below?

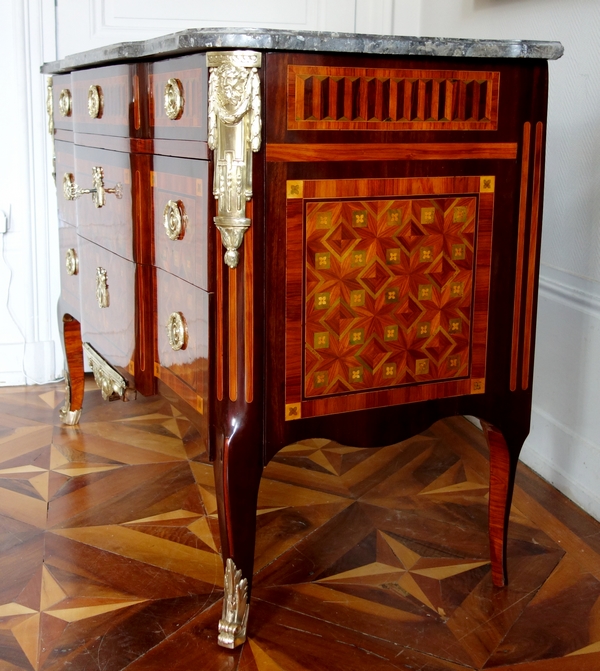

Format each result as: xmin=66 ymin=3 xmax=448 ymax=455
xmin=218 ymin=558 xmax=249 ymax=649
xmin=164 ymin=78 xmax=185 ymax=120
xmin=88 ymin=84 xmax=103 ymax=118
xmin=63 ymin=173 xmax=75 ymax=200
xmin=96 ymin=267 xmax=109 ymax=308
xmin=62 ymin=167 xmax=122 ymax=208
xmin=59 ymin=370 xmax=81 ymax=425
xmin=83 ymin=343 xmax=135 ymax=402
xmin=46 ymin=77 xmax=54 ymax=135
xmin=59 ymin=89 xmax=72 ymax=117
xmin=167 ymin=312 xmax=188 ymax=351
xmin=163 ymin=200 xmax=186 ymax=240
xmin=207 ymin=51 xmax=262 ymax=269
xmin=65 ymin=248 xmax=78 ymax=276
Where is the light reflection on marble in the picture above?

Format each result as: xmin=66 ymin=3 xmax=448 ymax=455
xmin=41 ymin=27 xmax=563 ymax=73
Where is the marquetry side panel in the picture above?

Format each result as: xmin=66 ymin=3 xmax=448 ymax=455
xmin=285 ymin=176 xmax=494 ymax=420
xmin=288 ymin=66 xmax=500 ymax=131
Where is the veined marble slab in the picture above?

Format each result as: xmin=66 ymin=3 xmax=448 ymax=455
xmin=41 ymin=27 xmax=563 ymax=73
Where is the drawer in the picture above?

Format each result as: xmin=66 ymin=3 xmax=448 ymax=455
xmin=52 ymin=73 xmax=73 ymax=132
xmin=73 ymin=145 xmax=133 ymax=261
xmin=55 ymin=140 xmax=77 ymax=226
xmin=148 ymin=54 xmax=207 ymax=142
xmin=79 ymin=237 xmax=135 ymax=373
xmin=155 ymin=268 xmax=209 ymax=413
xmin=58 ymin=222 xmax=81 ymax=321
xmin=72 ymin=64 xmax=140 ymax=138
xmin=153 ymin=156 xmax=209 ymax=290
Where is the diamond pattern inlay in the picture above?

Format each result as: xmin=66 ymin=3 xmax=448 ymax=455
xmin=305 ymin=197 xmax=475 ymax=397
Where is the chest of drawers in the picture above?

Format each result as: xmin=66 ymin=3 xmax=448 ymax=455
xmin=43 ymin=28 xmax=562 ymax=648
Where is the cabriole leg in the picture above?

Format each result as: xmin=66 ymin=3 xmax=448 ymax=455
xmin=214 ymin=430 xmax=263 ymax=648
xmin=481 ymin=420 xmax=522 ymax=587
xmin=59 ymin=314 xmax=84 ymax=425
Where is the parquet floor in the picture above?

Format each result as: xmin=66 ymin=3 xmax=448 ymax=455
xmin=0 ymin=381 xmax=599 ymax=670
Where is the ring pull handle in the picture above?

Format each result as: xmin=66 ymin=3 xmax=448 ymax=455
xmin=88 ymin=85 xmax=103 ymax=118
xmin=164 ymin=78 xmax=185 ymax=120
xmin=59 ymin=89 xmax=72 ymax=117
xmin=163 ymin=200 xmax=187 ymax=240
xmin=167 ymin=312 xmax=188 ymax=351
xmin=65 ymin=248 xmax=78 ymax=276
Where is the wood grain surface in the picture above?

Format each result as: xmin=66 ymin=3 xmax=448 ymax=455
xmin=267 ymin=142 xmax=517 ymax=162
xmin=1 ymin=387 xmax=598 ymax=671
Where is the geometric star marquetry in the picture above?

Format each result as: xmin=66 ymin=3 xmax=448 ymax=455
xmin=0 ymin=565 xmax=146 ymax=670
xmin=318 ymin=531 xmax=489 ymax=617
xmin=2 ymin=383 xmax=600 ymax=669
xmin=304 ymin=196 xmax=476 ymax=397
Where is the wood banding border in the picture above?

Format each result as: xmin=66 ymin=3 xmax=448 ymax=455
xmin=216 ymin=230 xmax=224 ymax=401
xmin=267 ymin=143 xmax=517 ymax=163
xmin=285 ymin=176 xmax=494 ymax=420
xmin=522 ymin=122 xmax=544 ymax=390
xmin=154 ymin=362 xmax=204 ymax=414
xmin=244 ymin=220 xmax=254 ymax=404
xmin=229 ymin=266 xmax=238 ymax=402
xmin=510 ymin=123 xmax=531 ymax=392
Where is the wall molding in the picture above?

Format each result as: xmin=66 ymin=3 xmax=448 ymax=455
xmin=539 ymin=264 xmax=600 ymax=319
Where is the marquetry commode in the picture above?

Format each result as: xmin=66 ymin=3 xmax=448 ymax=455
xmin=42 ymin=28 xmax=563 ymax=649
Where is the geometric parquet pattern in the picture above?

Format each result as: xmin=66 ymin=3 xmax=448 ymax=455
xmin=305 ymin=197 xmax=475 ymax=397
xmin=1 ymin=380 xmax=600 ymax=670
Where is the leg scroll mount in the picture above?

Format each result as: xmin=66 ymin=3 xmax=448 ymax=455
xmin=218 ymin=558 xmax=249 ymax=649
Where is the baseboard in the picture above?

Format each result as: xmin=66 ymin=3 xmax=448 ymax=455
xmin=521 ymin=407 xmax=600 ymax=522
xmin=0 ymin=341 xmax=58 ymax=386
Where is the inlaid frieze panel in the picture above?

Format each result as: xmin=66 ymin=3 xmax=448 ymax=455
xmin=288 ymin=66 xmax=499 ymax=131
xmin=285 ymin=177 xmax=494 ymax=420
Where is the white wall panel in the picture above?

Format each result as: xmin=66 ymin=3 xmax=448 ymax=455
xmin=421 ymin=0 xmax=600 ymax=520
xmin=57 ymin=0 xmax=358 ymax=58
xmin=356 ymin=0 xmax=394 ymax=35
xmin=392 ymin=0 xmax=421 ymax=36
xmin=0 ymin=0 xmax=60 ymax=386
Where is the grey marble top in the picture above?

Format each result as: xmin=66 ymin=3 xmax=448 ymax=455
xmin=41 ymin=27 xmax=563 ymax=74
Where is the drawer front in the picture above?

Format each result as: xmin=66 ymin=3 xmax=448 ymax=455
xmin=156 ymin=268 xmax=209 ymax=412
xmin=79 ymin=237 xmax=135 ymax=373
xmin=74 ymin=145 xmax=133 ymax=261
xmin=72 ymin=64 xmax=137 ymax=137
xmin=153 ymin=156 xmax=209 ymax=290
xmin=58 ymin=222 xmax=81 ymax=321
xmin=56 ymin=140 xmax=77 ymax=226
xmin=148 ymin=54 xmax=207 ymax=142
xmin=52 ymin=73 xmax=73 ymax=132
